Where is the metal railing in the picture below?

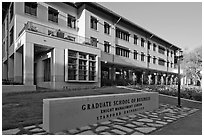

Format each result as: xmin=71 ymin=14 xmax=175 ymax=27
xmin=18 ymin=21 xmax=93 ymax=47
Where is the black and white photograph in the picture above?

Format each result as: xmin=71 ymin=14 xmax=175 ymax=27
xmin=2 ymin=1 xmax=202 ymax=135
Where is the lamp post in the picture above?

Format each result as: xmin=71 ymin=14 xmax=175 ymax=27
xmin=176 ymin=50 xmax=183 ymax=108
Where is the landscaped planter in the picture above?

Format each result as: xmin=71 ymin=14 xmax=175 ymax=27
xmin=2 ymin=85 xmax=36 ymax=93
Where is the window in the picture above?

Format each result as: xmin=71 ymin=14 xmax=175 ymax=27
xmin=44 ymin=58 xmax=51 ymax=81
xmin=153 ymin=56 xmax=156 ymax=64
xmin=148 ymin=41 xmax=151 ymax=50
xmin=10 ymin=27 xmax=14 ymax=46
xmin=79 ymin=58 xmax=87 ymax=80
xmin=90 ymin=37 xmax=97 ymax=47
xmin=167 ymin=49 xmax=169 ymax=56
xmin=134 ymin=50 xmax=138 ymax=60
xmin=171 ymin=62 xmax=173 ymax=68
xmin=153 ymin=43 xmax=156 ymax=51
xmin=116 ymin=27 xmax=130 ymax=41
xmin=89 ymin=58 xmax=96 ymax=81
xmin=66 ymin=50 xmax=96 ymax=81
xmin=10 ymin=3 xmax=13 ymax=22
xmin=167 ymin=61 xmax=169 ymax=67
xmin=116 ymin=45 xmax=130 ymax=58
xmin=104 ymin=22 xmax=110 ymax=34
xmin=158 ymin=46 xmax=165 ymax=54
xmin=171 ymin=51 xmax=173 ymax=57
xmin=68 ymin=50 xmax=77 ymax=80
xmin=48 ymin=7 xmax=58 ymax=23
xmin=147 ymin=54 xmax=151 ymax=63
xmin=158 ymin=58 xmax=165 ymax=66
xmin=134 ymin=35 xmax=138 ymax=45
xmin=104 ymin=41 xmax=110 ymax=53
xmin=141 ymin=52 xmax=145 ymax=61
xmin=90 ymin=16 xmax=97 ymax=30
xmin=67 ymin=14 xmax=76 ymax=29
xmin=141 ymin=38 xmax=145 ymax=47
xmin=25 ymin=2 xmax=37 ymax=16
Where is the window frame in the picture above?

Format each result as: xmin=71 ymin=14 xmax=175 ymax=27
xmin=141 ymin=52 xmax=145 ymax=61
xmin=104 ymin=22 xmax=110 ymax=34
xmin=67 ymin=14 xmax=76 ymax=29
xmin=90 ymin=37 xmax=98 ymax=47
xmin=104 ymin=41 xmax=110 ymax=53
xmin=90 ymin=16 xmax=98 ymax=30
xmin=48 ymin=7 xmax=59 ymax=23
xmin=25 ymin=2 xmax=38 ymax=16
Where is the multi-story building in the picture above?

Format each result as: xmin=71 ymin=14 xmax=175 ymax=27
xmin=2 ymin=2 xmax=181 ymax=90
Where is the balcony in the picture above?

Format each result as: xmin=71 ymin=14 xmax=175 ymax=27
xmin=18 ymin=21 xmax=94 ymax=47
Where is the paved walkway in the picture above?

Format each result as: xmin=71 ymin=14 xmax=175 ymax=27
xmin=2 ymin=103 xmax=199 ymax=135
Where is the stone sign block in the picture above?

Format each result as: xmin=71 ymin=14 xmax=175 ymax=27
xmin=43 ymin=92 xmax=158 ymax=133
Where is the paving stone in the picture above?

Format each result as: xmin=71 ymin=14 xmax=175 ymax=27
xmin=163 ymin=117 xmax=176 ymax=120
xmin=113 ymin=125 xmax=133 ymax=133
xmin=132 ymin=121 xmax=145 ymax=126
xmin=151 ymin=112 xmax=158 ymax=115
xmin=125 ymin=124 xmax=137 ymax=128
xmin=135 ymin=127 xmax=156 ymax=133
xmin=111 ymin=129 xmax=126 ymax=135
xmin=100 ymin=132 xmax=112 ymax=135
xmin=100 ymin=121 xmax=111 ymax=125
xmin=167 ymin=119 xmax=173 ymax=122
xmin=2 ymin=128 xmax=20 ymax=135
xmin=155 ymin=121 xmax=168 ymax=125
xmin=120 ymin=116 xmax=130 ymax=120
xmin=29 ymin=128 xmax=44 ymax=132
xmin=78 ymin=130 xmax=96 ymax=135
xmin=79 ymin=125 xmax=91 ymax=131
xmin=112 ymin=119 xmax=126 ymax=123
xmin=92 ymin=123 xmax=98 ymax=127
xmin=146 ymin=123 xmax=163 ymax=127
xmin=68 ymin=129 xmax=80 ymax=134
xmin=128 ymin=114 xmax=137 ymax=118
xmin=137 ymin=118 xmax=153 ymax=123
xmin=24 ymin=125 xmax=36 ymax=129
xmin=95 ymin=126 xmax=109 ymax=132
xmin=131 ymin=131 xmax=144 ymax=135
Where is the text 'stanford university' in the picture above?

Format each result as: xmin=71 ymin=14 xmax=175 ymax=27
xmin=2 ymin=2 xmax=181 ymax=90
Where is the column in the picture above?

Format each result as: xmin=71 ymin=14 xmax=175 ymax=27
xmin=166 ymin=75 xmax=169 ymax=85
xmin=128 ymin=70 xmax=132 ymax=81
xmin=8 ymin=56 xmax=14 ymax=81
xmin=111 ymin=67 xmax=116 ymax=81
xmin=23 ymin=43 xmax=34 ymax=85
xmin=155 ymin=74 xmax=158 ymax=85
xmin=2 ymin=62 xmax=8 ymax=80
xmin=148 ymin=74 xmax=152 ymax=85
xmin=14 ymin=51 xmax=23 ymax=83
xmin=141 ymin=73 xmax=144 ymax=85
xmin=108 ymin=67 xmax=112 ymax=80
xmin=52 ymin=48 xmax=64 ymax=89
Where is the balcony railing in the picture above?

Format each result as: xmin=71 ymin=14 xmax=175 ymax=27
xmin=18 ymin=21 xmax=93 ymax=47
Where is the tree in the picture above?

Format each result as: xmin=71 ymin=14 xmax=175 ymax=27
xmin=181 ymin=46 xmax=202 ymax=85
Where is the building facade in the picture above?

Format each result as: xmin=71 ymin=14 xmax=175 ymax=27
xmin=2 ymin=2 xmax=181 ymax=90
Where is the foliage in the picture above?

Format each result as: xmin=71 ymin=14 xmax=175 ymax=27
xmin=181 ymin=46 xmax=202 ymax=85
xmin=128 ymin=85 xmax=202 ymax=101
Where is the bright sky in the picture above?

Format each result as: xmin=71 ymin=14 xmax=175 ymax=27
xmin=99 ymin=2 xmax=202 ymax=52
